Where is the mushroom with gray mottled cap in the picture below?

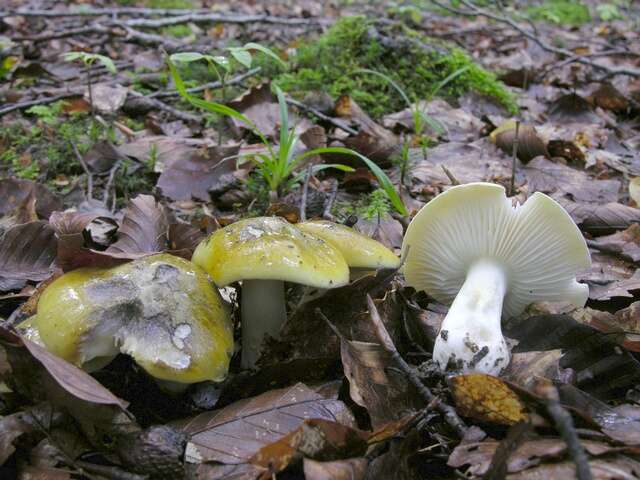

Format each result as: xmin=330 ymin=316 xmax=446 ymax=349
xmin=191 ymin=216 xmax=350 ymax=368
xmin=401 ymin=182 xmax=591 ymax=375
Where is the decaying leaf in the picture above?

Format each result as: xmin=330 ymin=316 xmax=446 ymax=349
xmin=106 ymin=194 xmax=169 ymax=255
xmin=589 ymin=223 xmax=640 ymax=263
xmin=0 ymin=221 xmax=57 ymax=292
xmin=303 ymin=457 xmax=368 ymax=480
xmin=157 ymin=145 xmax=239 ymax=201
xmin=175 ymin=383 xmax=355 ymax=465
xmin=448 ymin=374 xmax=529 ymax=425
xmin=0 ymin=178 xmax=62 ymax=220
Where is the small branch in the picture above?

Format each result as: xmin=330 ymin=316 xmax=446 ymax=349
xmin=299 ymin=163 xmax=313 ymax=222
xmin=72 ymin=143 xmax=93 ymax=200
xmin=104 ymin=160 xmax=123 ymax=211
xmin=126 ymin=91 xmax=202 ymax=123
xmin=286 ymin=98 xmax=358 ymax=136
xmin=483 ymin=422 xmax=531 ymax=480
xmin=440 ymin=165 xmax=460 ymax=185
xmin=0 ymin=92 xmax=77 ymax=117
xmin=510 ymin=121 xmax=520 ymax=196
xmin=540 ymin=384 xmax=592 ymax=480
xmin=322 ymin=178 xmax=339 ymax=221
xmin=431 ymin=0 xmax=640 ymax=78
xmin=366 ymin=295 xmax=469 ymax=438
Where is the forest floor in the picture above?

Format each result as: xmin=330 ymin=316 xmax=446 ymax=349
xmin=1 ymin=0 xmax=640 ymax=479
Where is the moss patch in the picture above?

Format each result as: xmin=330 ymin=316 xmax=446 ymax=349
xmin=270 ymin=16 xmax=517 ymax=117
xmin=527 ymin=1 xmax=591 ymax=26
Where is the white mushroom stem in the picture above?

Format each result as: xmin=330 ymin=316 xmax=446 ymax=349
xmin=433 ymin=260 xmax=510 ymax=375
xmin=241 ymin=279 xmax=287 ymax=369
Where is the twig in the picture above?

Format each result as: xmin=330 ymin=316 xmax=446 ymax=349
xmin=482 ymin=422 xmax=531 ymax=480
xmin=0 ymin=92 xmax=77 ymax=117
xmin=440 ymin=165 xmax=460 ymax=185
xmin=299 ymin=163 xmax=313 ymax=222
xmin=126 ymin=91 xmax=201 ymax=123
xmin=510 ymin=121 xmax=520 ymax=196
xmin=147 ymin=67 xmax=261 ymax=99
xmin=123 ymin=12 xmax=331 ymax=28
xmin=322 ymin=178 xmax=339 ymax=221
xmin=286 ymin=98 xmax=358 ymax=136
xmin=431 ymin=0 xmax=640 ymax=78
xmin=71 ymin=143 xmax=93 ymax=199
xmin=540 ymin=384 xmax=592 ymax=480
xmin=104 ymin=160 xmax=123 ymax=210
xmin=366 ymin=295 xmax=469 ymax=437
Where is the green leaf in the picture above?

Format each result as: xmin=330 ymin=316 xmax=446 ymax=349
xmin=351 ymin=68 xmax=412 ymax=109
xmin=94 ymin=54 xmax=117 ymax=74
xmin=296 ymin=147 xmax=408 ymax=216
xmin=170 ymin=52 xmax=206 ymax=63
xmin=243 ymin=42 xmax=287 ymax=69
xmin=211 ymin=55 xmax=231 ymax=72
xmin=62 ymin=51 xmax=85 ymax=62
xmin=228 ymin=47 xmax=252 ymax=68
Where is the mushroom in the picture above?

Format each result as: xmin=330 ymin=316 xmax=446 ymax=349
xmin=33 ymin=254 xmax=233 ymax=389
xmin=401 ymin=183 xmax=591 ymax=375
xmin=296 ymin=220 xmax=401 ymax=273
xmin=191 ymin=216 xmax=350 ymax=368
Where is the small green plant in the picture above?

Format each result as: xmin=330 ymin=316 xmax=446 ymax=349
xmin=528 ymin=0 xmax=591 ymax=26
xmin=26 ymin=102 xmax=64 ymax=126
xmin=596 ymin=1 xmax=628 ymax=21
xmin=62 ymin=52 xmax=118 ymax=116
xmin=168 ymin=60 xmax=408 ymax=215
xmin=359 ymin=189 xmax=391 ymax=221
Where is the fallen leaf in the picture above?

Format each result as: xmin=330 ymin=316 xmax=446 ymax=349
xmin=303 ymin=457 xmax=368 ymax=480
xmin=168 ymin=222 xmax=205 ymax=254
xmin=157 ymin=145 xmax=239 ymax=201
xmin=106 ymin=195 xmax=169 ymax=255
xmin=341 ymin=338 xmax=419 ymax=428
xmin=250 ymin=418 xmax=369 ymax=475
xmin=590 ymin=223 xmax=640 ymax=263
xmin=83 ymin=140 xmax=125 ymax=173
xmin=0 ymin=221 xmax=57 ymax=291
xmin=85 ymin=84 xmax=128 ymax=114
xmin=493 ymin=123 xmax=548 ymax=164
xmin=630 ymin=178 xmax=640 ymax=206
xmin=175 ymin=383 xmax=355 ymax=465
xmin=227 ymin=83 xmax=281 ymax=138
xmin=448 ymin=374 xmax=529 ymax=425
xmin=589 ymin=83 xmax=629 ymax=112
xmin=117 ymin=135 xmax=212 ymax=173
xmin=0 ymin=179 xmax=62 ymax=220
xmin=560 ymin=199 xmax=640 ymax=233
xmin=548 ymin=92 xmax=601 ymax=124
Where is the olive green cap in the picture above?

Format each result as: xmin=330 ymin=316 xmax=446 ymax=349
xmin=297 ymin=220 xmax=400 ymax=269
xmin=192 ymin=216 xmax=350 ymax=288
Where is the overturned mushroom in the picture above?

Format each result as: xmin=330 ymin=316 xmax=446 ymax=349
xmin=402 ymin=183 xmax=590 ymax=375
xmin=192 ymin=216 xmax=350 ymax=368
xmin=33 ymin=254 xmax=233 ymax=389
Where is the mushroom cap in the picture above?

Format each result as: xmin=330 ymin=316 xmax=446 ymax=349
xmin=402 ymin=183 xmax=591 ymax=318
xmin=35 ymin=254 xmax=233 ymax=384
xmin=296 ymin=220 xmax=400 ymax=270
xmin=192 ymin=216 xmax=350 ymax=288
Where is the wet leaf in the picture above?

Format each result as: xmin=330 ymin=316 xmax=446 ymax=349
xmin=448 ymin=374 xmax=529 ymax=425
xmin=175 ymin=383 xmax=355 ymax=465
xmin=0 ymin=179 xmax=62 ymax=220
xmin=106 ymin=195 xmax=169 ymax=255
xmin=0 ymin=221 xmax=57 ymax=291
xmin=157 ymin=145 xmax=239 ymax=201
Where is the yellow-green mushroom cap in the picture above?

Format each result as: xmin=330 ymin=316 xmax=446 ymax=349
xmin=192 ymin=216 xmax=350 ymax=288
xmin=297 ymin=220 xmax=400 ymax=270
xmin=35 ymin=254 xmax=233 ymax=384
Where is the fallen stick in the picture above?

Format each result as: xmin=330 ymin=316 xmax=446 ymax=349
xmin=366 ymin=294 xmax=469 ymax=437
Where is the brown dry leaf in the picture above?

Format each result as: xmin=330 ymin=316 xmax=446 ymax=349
xmin=503 ymin=350 xmax=564 ymax=390
xmin=547 ymin=139 xmax=586 ymax=164
xmin=523 ymin=157 xmax=620 ymax=204
xmin=49 ymin=211 xmax=102 ymax=236
xmin=157 ymin=145 xmax=239 ymax=201
xmin=85 ymin=84 xmax=128 ymax=115
xmin=365 ymin=430 xmax=422 ymax=480
xmin=303 ymin=457 xmax=368 ymax=480
xmin=250 ymin=418 xmax=369 ymax=475
xmin=168 ymin=222 xmax=204 ymax=254
xmin=448 ymin=437 xmax=631 ymax=477
xmin=341 ymin=339 xmax=419 ymax=428
xmin=560 ymin=199 xmax=640 ymax=233
xmin=590 ymin=223 xmax=640 ymax=263
xmin=0 ymin=188 xmax=38 ymax=229
xmin=21 ymin=337 xmax=128 ymax=409
xmin=106 ymin=194 xmax=169 ymax=255
xmin=83 ymin=140 xmax=125 ymax=173
xmin=548 ymin=92 xmax=601 ymax=124
xmin=175 ymin=383 xmax=355 ymax=465
xmin=0 ymin=221 xmax=57 ymax=291
xmin=117 ymin=135 xmax=212 ymax=173
xmin=573 ymin=303 xmax=640 ymax=353
xmin=507 ymin=457 xmax=640 ymax=480
xmin=0 ymin=410 xmax=39 ymax=464
xmin=589 ymin=83 xmax=629 ymax=112
xmin=228 ymin=83 xmax=280 ymax=138
xmin=448 ymin=374 xmax=529 ymax=425
xmin=0 ymin=178 xmax=62 ymax=220
xmin=18 ymin=466 xmax=72 ymax=480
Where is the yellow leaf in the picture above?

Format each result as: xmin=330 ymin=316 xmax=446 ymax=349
xmin=448 ymin=374 xmax=529 ymax=425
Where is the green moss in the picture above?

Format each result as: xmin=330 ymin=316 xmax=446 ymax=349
xmin=271 ymin=16 xmax=517 ymax=117
xmin=528 ymin=1 xmax=591 ymax=26
xmin=146 ymin=0 xmax=193 ymax=8
xmin=162 ymin=24 xmax=192 ymax=38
